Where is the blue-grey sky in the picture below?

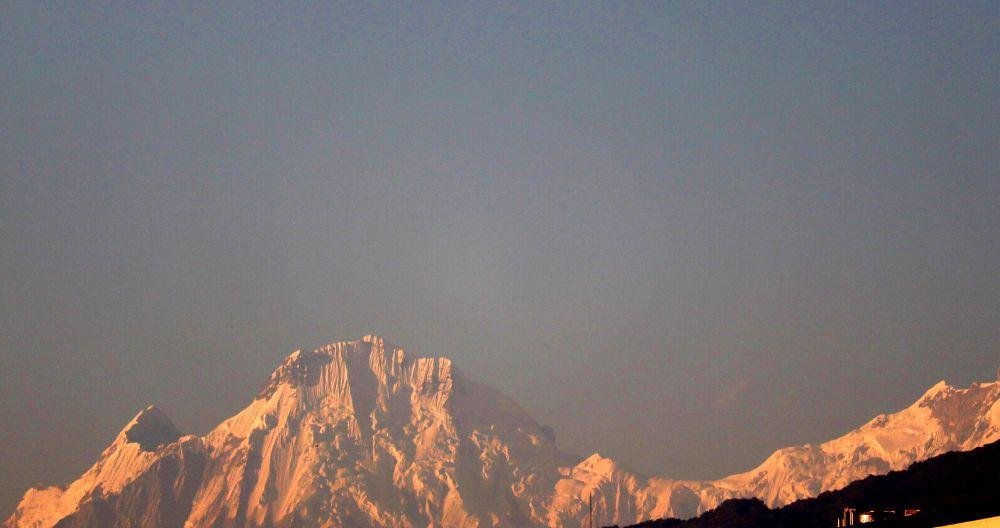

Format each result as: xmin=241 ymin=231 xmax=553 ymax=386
xmin=1 ymin=1 xmax=997 ymax=517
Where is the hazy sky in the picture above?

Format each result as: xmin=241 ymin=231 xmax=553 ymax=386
xmin=1 ymin=1 xmax=997 ymax=516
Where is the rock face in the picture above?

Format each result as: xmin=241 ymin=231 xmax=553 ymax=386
xmin=7 ymin=335 xmax=1000 ymax=527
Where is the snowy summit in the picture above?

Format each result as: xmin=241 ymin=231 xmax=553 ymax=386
xmin=7 ymin=335 xmax=1000 ymax=527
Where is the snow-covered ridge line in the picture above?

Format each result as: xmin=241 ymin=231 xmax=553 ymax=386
xmin=7 ymin=334 xmax=999 ymax=527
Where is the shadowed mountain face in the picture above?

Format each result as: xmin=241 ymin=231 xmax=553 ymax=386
xmin=6 ymin=335 xmax=1000 ymax=528
xmin=122 ymin=406 xmax=182 ymax=452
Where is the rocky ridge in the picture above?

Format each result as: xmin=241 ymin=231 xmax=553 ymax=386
xmin=7 ymin=335 xmax=1000 ymax=527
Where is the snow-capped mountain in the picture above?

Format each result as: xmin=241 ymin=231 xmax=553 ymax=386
xmin=7 ymin=335 xmax=1000 ymax=527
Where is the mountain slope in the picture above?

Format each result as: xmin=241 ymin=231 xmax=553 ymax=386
xmin=7 ymin=335 xmax=1000 ymax=527
xmin=620 ymin=437 xmax=1000 ymax=528
xmin=712 ymin=377 xmax=1000 ymax=507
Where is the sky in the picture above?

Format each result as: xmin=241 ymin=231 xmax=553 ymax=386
xmin=1 ymin=1 xmax=997 ymax=517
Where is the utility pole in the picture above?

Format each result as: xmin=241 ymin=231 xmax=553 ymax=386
xmin=589 ymin=491 xmax=593 ymax=528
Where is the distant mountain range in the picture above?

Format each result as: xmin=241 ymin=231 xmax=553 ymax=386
xmin=615 ymin=437 xmax=1000 ymax=528
xmin=7 ymin=335 xmax=1000 ymax=527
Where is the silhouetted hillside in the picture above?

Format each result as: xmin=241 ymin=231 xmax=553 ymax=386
xmin=613 ymin=439 xmax=1000 ymax=528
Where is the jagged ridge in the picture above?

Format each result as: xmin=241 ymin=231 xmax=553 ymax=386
xmin=7 ymin=335 xmax=1000 ymax=527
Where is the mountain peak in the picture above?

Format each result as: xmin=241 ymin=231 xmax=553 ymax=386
xmin=256 ymin=334 xmax=411 ymax=400
xmin=314 ymin=333 xmax=393 ymax=351
xmin=118 ymin=405 xmax=181 ymax=452
xmin=9 ymin=337 xmax=999 ymax=528
xmin=578 ymin=453 xmax=619 ymax=476
xmin=920 ymin=380 xmax=953 ymax=400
